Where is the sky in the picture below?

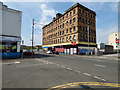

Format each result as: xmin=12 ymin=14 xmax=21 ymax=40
xmin=2 ymin=1 xmax=118 ymax=46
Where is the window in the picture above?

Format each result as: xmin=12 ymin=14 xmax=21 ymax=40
xmin=79 ymin=9 xmax=81 ymax=13
xmin=58 ymin=26 xmax=59 ymax=29
xmin=66 ymin=37 xmax=68 ymax=42
xmin=60 ymin=25 xmax=61 ymax=28
xmin=62 ymin=38 xmax=64 ymax=42
xmin=85 ymin=12 xmax=87 ymax=17
xmin=60 ymin=38 xmax=61 ymax=43
xmin=66 ymin=21 xmax=69 ymax=25
xmin=85 ymin=19 xmax=87 ymax=24
xmin=70 ymin=19 xmax=72 ymax=24
xmin=56 ymin=33 xmax=57 ymax=37
xmin=73 ymin=18 xmax=76 ymax=22
xmin=69 ymin=36 xmax=72 ymax=41
xmin=115 ymin=34 xmax=117 ymax=36
xmin=83 ymin=27 xmax=85 ymax=32
xmin=63 ymin=17 xmax=64 ymax=20
xmin=62 ymin=30 xmax=64 ymax=35
xmin=82 ymin=10 xmax=84 ymax=15
xmin=79 ymin=26 xmax=81 ymax=30
xmin=82 ymin=18 xmax=84 ymax=23
xmin=60 ymin=31 xmax=61 ymax=35
xmin=83 ymin=35 xmax=85 ymax=41
xmin=66 ymin=14 xmax=68 ymax=18
xmin=58 ymin=39 xmax=59 ymax=43
xmin=58 ymin=32 xmax=59 ymax=36
xmin=73 ymin=26 xmax=76 ymax=31
xmin=91 ymin=14 xmax=92 ymax=18
xmin=73 ymin=35 xmax=76 ymax=40
xmin=58 ymin=19 xmax=59 ymax=23
xmin=70 ymin=12 xmax=72 ymax=16
xmin=70 ymin=28 xmax=72 ymax=33
xmin=66 ymin=29 xmax=68 ymax=33
xmin=79 ymin=17 xmax=81 ymax=22
xmin=73 ymin=9 xmax=76 ymax=14
xmin=63 ymin=23 xmax=64 ymax=28
xmin=79 ymin=35 xmax=82 ymax=41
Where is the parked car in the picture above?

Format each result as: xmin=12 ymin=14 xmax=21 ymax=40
xmin=24 ymin=50 xmax=35 ymax=56
xmin=46 ymin=51 xmax=52 ymax=54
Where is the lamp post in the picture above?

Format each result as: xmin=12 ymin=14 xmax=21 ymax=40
xmin=87 ymin=26 xmax=89 ymax=55
xmin=31 ymin=19 xmax=44 ymax=57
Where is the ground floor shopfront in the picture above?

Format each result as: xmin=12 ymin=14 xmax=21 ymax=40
xmin=42 ymin=41 xmax=97 ymax=55
xmin=0 ymin=35 xmax=21 ymax=58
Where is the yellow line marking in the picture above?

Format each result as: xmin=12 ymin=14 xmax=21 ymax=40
xmin=47 ymin=82 xmax=120 ymax=90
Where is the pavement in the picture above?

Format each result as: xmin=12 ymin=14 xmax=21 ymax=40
xmin=1 ymin=52 xmax=120 ymax=89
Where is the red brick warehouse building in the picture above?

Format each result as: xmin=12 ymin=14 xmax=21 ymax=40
xmin=42 ymin=3 xmax=96 ymax=55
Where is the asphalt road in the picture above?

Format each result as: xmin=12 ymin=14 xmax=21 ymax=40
xmin=2 ymin=52 xmax=119 ymax=89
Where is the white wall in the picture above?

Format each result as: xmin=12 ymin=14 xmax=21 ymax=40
xmin=0 ymin=2 xmax=2 ymax=37
xmin=1 ymin=4 xmax=22 ymax=37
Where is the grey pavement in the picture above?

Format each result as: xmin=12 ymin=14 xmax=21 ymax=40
xmin=2 ymin=52 xmax=119 ymax=89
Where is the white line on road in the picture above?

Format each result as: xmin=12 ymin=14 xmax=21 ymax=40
xmin=94 ymin=76 xmax=102 ymax=80
xmin=14 ymin=62 xmax=20 ymax=64
xmin=94 ymin=64 xmax=106 ymax=68
xmin=83 ymin=73 xmax=91 ymax=76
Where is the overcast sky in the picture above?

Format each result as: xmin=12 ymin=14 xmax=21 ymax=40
xmin=3 ymin=2 xmax=118 ymax=46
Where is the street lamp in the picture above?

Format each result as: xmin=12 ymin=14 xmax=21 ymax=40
xmin=31 ymin=19 xmax=44 ymax=57
xmin=87 ymin=26 xmax=89 ymax=56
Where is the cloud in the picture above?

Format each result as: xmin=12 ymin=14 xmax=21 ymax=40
xmin=39 ymin=3 xmax=58 ymax=26
xmin=97 ymin=26 xmax=118 ymax=43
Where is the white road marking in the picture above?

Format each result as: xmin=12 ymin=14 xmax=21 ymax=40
xmin=98 ymin=57 xmax=107 ymax=59
xmin=94 ymin=76 xmax=101 ymax=80
xmin=14 ymin=62 xmax=20 ymax=64
xmin=95 ymin=64 xmax=106 ymax=68
xmin=84 ymin=73 xmax=91 ymax=76
xmin=95 ymin=60 xmax=105 ymax=62
xmin=16 ymin=64 xmax=40 ymax=67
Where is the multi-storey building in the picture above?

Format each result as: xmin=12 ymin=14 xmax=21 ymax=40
xmin=108 ymin=32 xmax=120 ymax=50
xmin=42 ymin=3 xmax=96 ymax=54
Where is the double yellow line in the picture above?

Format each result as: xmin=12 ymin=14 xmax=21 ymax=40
xmin=47 ymin=82 xmax=120 ymax=90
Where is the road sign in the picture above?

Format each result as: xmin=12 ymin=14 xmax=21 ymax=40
xmin=116 ymin=39 xmax=119 ymax=43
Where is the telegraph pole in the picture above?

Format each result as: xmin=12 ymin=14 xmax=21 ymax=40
xmin=87 ymin=26 xmax=89 ymax=55
xmin=32 ymin=19 xmax=34 ymax=54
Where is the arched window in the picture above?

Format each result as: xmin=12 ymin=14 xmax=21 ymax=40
xmin=73 ymin=35 xmax=76 ymax=40
xmin=69 ymin=36 xmax=72 ymax=41
xmin=73 ymin=18 xmax=76 ymax=22
xmin=63 ymin=23 xmax=64 ymax=28
xmin=70 ymin=19 xmax=72 ymax=24
xmin=66 ymin=21 xmax=69 ymax=25
xmin=73 ymin=26 xmax=76 ymax=31
xmin=73 ymin=9 xmax=76 ymax=14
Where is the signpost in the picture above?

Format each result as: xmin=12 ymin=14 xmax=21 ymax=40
xmin=116 ymin=39 xmax=119 ymax=54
